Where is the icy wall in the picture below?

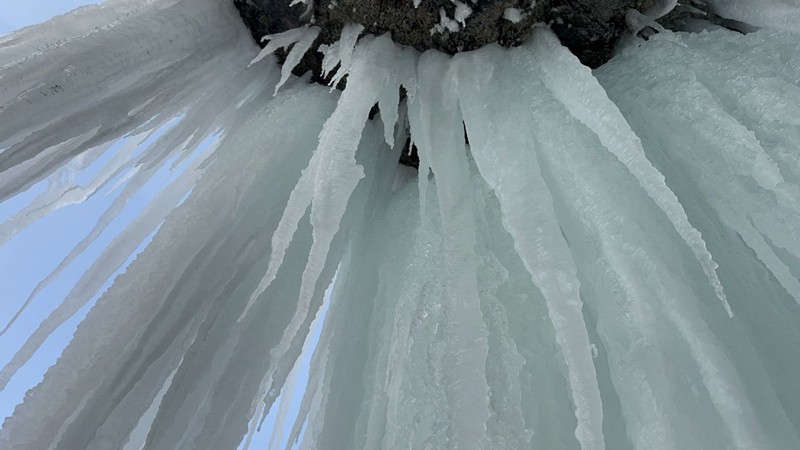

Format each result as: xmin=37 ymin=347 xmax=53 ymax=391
xmin=1 ymin=0 xmax=800 ymax=449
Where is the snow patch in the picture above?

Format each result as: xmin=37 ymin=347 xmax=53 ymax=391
xmin=503 ymin=7 xmax=526 ymax=23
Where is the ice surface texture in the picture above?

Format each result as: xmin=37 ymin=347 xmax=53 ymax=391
xmin=2 ymin=0 xmax=800 ymax=449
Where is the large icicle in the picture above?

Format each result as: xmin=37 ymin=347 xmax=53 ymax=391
xmin=592 ymin=26 xmax=800 ymax=448
xmin=240 ymin=36 xmax=408 ymax=446
xmin=596 ymin=28 xmax=800 ymax=307
xmin=454 ymin=44 xmax=605 ymax=450
xmin=240 ymin=33 xmax=418 ymax=320
xmin=412 ymin=50 xmax=491 ymax=448
xmin=282 ymin=105 xmax=407 ymax=450
xmin=529 ymin=27 xmax=731 ymax=317
xmin=242 ymin=34 xmax=395 ymax=317
xmin=527 ymin=78 xmax=785 ymax=449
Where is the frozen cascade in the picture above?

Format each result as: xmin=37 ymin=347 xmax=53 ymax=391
xmin=2 ymin=0 xmax=800 ymax=449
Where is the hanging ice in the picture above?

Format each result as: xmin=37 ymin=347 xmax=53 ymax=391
xmin=453 ymin=42 xmax=604 ymax=450
xmin=2 ymin=0 xmax=800 ymax=449
xmin=248 ymin=25 xmax=321 ymax=95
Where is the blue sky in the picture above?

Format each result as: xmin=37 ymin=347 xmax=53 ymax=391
xmin=0 ymin=0 xmax=101 ymax=34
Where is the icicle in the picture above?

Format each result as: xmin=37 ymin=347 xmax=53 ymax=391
xmin=266 ymin=345 xmax=303 ymax=450
xmin=454 ymin=44 xmax=605 ymax=450
xmin=319 ymin=23 xmax=364 ymax=86
xmin=529 ymin=27 xmax=732 ymax=317
xmin=238 ymin=164 xmax=314 ymax=320
xmin=318 ymin=41 xmax=343 ymax=80
xmin=407 ymin=93 xmax=431 ymax=232
xmin=596 ymin=28 xmax=800 ymax=307
xmin=243 ymin=34 xmax=399 ymax=318
xmin=414 ymin=49 xmax=491 ymax=448
xmin=287 ymin=114 xmax=405 ymax=450
xmin=0 ymin=140 xmax=116 ymax=247
xmin=0 ymin=127 xmax=102 ymax=202
xmin=1 ymin=50 xmax=267 ymax=336
xmin=274 ymin=28 xmax=320 ymax=94
xmin=241 ymin=37 xmax=408 ymax=449
xmin=590 ymin=27 xmax=800 ymax=448
xmin=0 ymin=142 xmax=215 ymax=391
xmin=377 ymin=85 xmax=400 ymax=147
xmin=0 ymin=7 xmax=295 ymax=448
xmin=248 ymin=26 xmax=321 ymax=95
xmin=284 ymin=326 xmax=332 ymax=450
xmin=378 ymin=47 xmax=418 ymax=148
xmin=145 ymin=84 xmax=341 ymax=450
xmin=528 ymin=81 xmax=787 ymax=448
xmin=248 ymin=26 xmax=314 ymax=67
xmin=239 ymin=35 xmax=406 ymax=320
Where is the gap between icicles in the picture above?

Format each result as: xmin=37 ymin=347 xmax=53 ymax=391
xmin=241 ymin=23 xmax=732 ymax=450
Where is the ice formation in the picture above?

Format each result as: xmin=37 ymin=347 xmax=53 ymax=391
xmin=2 ymin=0 xmax=800 ymax=449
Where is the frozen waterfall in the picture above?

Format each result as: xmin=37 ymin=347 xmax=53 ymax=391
xmin=2 ymin=0 xmax=800 ymax=449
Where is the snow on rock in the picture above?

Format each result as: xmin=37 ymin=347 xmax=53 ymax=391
xmin=431 ymin=2 xmax=473 ymax=33
xmin=432 ymin=7 xmax=461 ymax=34
xmin=503 ymin=7 xmax=525 ymax=23
xmin=452 ymin=1 xmax=473 ymax=26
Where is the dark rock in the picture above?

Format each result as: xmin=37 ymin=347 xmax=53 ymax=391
xmin=234 ymin=0 xmax=662 ymax=78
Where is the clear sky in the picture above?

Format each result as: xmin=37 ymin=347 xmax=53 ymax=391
xmin=0 ymin=0 xmax=100 ymax=34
